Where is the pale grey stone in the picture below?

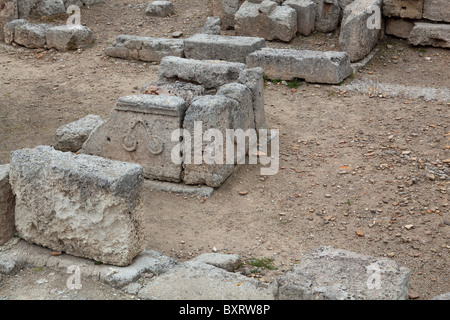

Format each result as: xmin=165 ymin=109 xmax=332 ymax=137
xmin=246 ymin=48 xmax=353 ymax=84
xmin=283 ymin=0 xmax=316 ymax=36
xmin=312 ymin=0 xmax=340 ymax=33
xmin=200 ymin=16 xmax=221 ymax=35
xmin=145 ymin=1 xmax=174 ymax=17
xmin=184 ymin=33 xmax=266 ymax=63
xmin=273 ymin=247 xmax=411 ymax=300
xmin=137 ymin=261 xmax=273 ymax=299
xmin=431 ymin=292 xmax=450 ymax=300
xmin=408 ymin=22 xmax=450 ymax=49
xmin=190 ymin=253 xmax=243 ymax=272
xmin=82 ymin=95 xmax=187 ymax=182
xmin=3 ymin=19 xmax=27 ymax=47
xmin=144 ymin=180 xmax=215 ymax=198
xmin=31 ymin=0 xmax=66 ymax=17
xmin=208 ymin=0 xmax=243 ymax=30
xmin=0 ymin=0 xmax=19 ymax=42
xmin=217 ymin=82 xmax=255 ymax=131
xmin=423 ymin=0 xmax=450 ymax=23
xmin=13 ymin=23 xmax=50 ymax=48
xmin=0 ymin=164 xmax=15 ymax=246
xmin=46 ymin=25 xmax=94 ymax=51
xmin=382 ymin=0 xmax=424 ymax=20
xmin=140 ymin=81 xmax=205 ymax=106
xmin=9 ymin=145 xmax=145 ymax=267
xmin=52 ymin=114 xmax=104 ymax=152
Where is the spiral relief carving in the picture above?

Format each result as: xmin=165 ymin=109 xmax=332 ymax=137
xmin=121 ymin=119 xmax=164 ymax=155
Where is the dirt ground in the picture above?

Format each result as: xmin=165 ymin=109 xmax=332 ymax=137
xmin=0 ymin=0 xmax=449 ymax=300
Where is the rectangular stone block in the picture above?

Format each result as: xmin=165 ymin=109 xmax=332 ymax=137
xmin=158 ymin=56 xmax=247 ymax=89
xmin=382 ymin=0 xmax=424 ymax=19
xmin=184 ymin=33 xmax=266 ymax=63
xmin=0 ymin=164 xmax=15 ymax=246
xmin=46 ymin=25 xmax=94 ymax=51
xmin=385 ymin=17 xmax=414 ymax=39
xmin=423 ymin=0 xmax=450 ymax=23
xmin=13 ymin=23 xmax=50 ymax=48
xmin=0 ymin=0 xmax=18 ymax=42
xmin=246 ymin=48 xmax=353 ymax=84
xmin=105 ymin=35 xmax=185 ymax=62
xmin=312 ymin=0 xmax=341 ymax=33
xmin=283 ymin=0 xmax=316 ymax=36
xmin=9 ymin=146 xmax=145 ymax=267
xmin=408 ymin=22 xmax=450 ymax=48
xmin=82 ymin=95 xmax=188 ymax=182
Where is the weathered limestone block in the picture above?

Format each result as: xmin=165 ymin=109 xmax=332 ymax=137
xmin=339 ymin=0 xmax=383 ymax=62
xmin=158 ymin=56 xmax=247 ymax=89
xmin=382 ymin=0 xmax=423 ymax=19
xmin=31 ymin=0 xmax=66 ymax=17
xmin=9 ymin=145 xmax=145 ymax=267
xmin=138 ymin=261 xmax=273 ymax=299
xmin=385 ymin=17 xmax=414 ymax=39
xmin=235 ymin=0 xmax=298 ymax=42
xmin=140 ymin=81 xmax=205 ymax=106
xmin=0 ymin=0 xmax=18 ymax=42
xmin=3 ymin=18 xmax=27 ymax=44
xmin=46 ymin=25 xmax=94 ymax=51
xmin=52 ymin=114 xmax=104 ymax=152
xmin=0 ymin=165 xmax=15 ymax=246
xmin=423 ymin=0 xmax=450 ymax=23
xmin=408 ymin=22 xmax=450 ymax=48
xmin=273 ymin=247 xmax=411 ymax=300
xmin=200 ymin=16 xmax=221 ymax=35
xmin=184 ymin=33 xmax=266 ymax=63
xmin=83 ymin=95 xmax=187 ymax=182
xmin=312 ymin=0 xmax=340 ymax=33
xmin=237 ymin=67 xmax=266 ymax=131
xmin=145 ymin=1 xmax=174 ymax=17
xmin=208 ymin=0 xmax=244 ymax=30
xmin=283 ymin=0 xmax=316 ymax=36
xmin=246 ymin=48 xmax=353 ymax=84
xmin=13 ymin=22 xmax=50 ymax=48
xmin=182 ymin=95 xmax=245 ymax=187
xmin=105 ymin=35 xmax=184 ymax=62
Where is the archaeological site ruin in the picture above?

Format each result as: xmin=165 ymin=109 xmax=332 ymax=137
xmin=0 ymin=0 xmax=449 ymax=302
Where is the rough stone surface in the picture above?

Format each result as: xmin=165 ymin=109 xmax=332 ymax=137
xmin=137 ymin=261 xmax=274 ymax=299
xmin=283 ymin=0 xmax=316 ymax=36
xmin=339 ymin=0 xmax=383 ymax=62
xmin=105 ymin=35 xmax=185 ymax=62
xmin=158 ymin=56 xmax=247 ymax=89
xmin=246 ymin=48 xmax=353 ymax=84
xmin=184 ymin=33 xmax=266 ymax=63
xmin=182 ymin=95 xmax=244 ymax=187
xmin=208 ymin=0 xmax=244 ymax=30
xmin=145 ymin=1 xmax=174 ymax=17
xmin=273 ymin=247 xmax=411 ymax=300
xmin=9 ymin=145 xmax=145 ymax=267
xmin=144 ymin=179 xmax=215 ymax=198
xmin=13 ymin=22 xmax=50 ymax=48
xmin=52 ymin=114 xmax=104 ymax=152
xmin=235 ymin=0 xmax=298 ymax=42
xmin=189 ymin=253 xmax=243 ymax=272
xmin=423 ymin=0 xmax=450 ymax=23
xmin=0 ymin=165 xmax=15 ymax=246
xmin=0 ymin=0 xmax=18 ymax=42
xmin=431 ymin=292 xmax=450 ymax=300
xmin=3 ymin=18 xmax=27 ymax=45
xmin=45 ymin=25 xmax=94 ymax=51
xmin=382 ymin=0 xmax=424 ymax=20
xmin=140 ymin=80 xmax=205 ymax=106
xmin=312 ymin=0 xmax=340 ymax=33
xmin=200 ymin=16 xmax=221 ymax=35
xmin=408 ymin=22 xmax=450 ymax=49
xmin=385 ymin=17 xmax=414 ymax=39
xmin=82 ymin=95 xmax=187 ymax=182
xmin=32 ymin=0 xmax=66 ymax=17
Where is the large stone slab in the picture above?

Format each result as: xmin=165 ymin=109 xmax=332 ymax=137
xmin=52 ymin=114 xmax=104 ymax=152
xmin=105 ymin=35 xmax=185 ymax=62
xmin=208 ymin=0 xmax=244 ymax=30
xmin=312 ymin=0 xmax=341 ymax=33
xmin=235 ymin=0 xmax=297 ymax=42
xmin=339 ymin=0 xmax=383 ymax=62
xmin=13 ymin=22 xmax=50 ymax=48
xmin=408 ymin=22 xmax=450 ymax=49
xmin=158 ymin=56 xmax=247 ymax=89
xmin=82 ymin=95 xmax=187 ymax=182
xmin=246 ymin=48 xmax=353 ymax=84
xmin=46 ymin=25 xmax=94 ymax=51
xmin=283 ymin=0 xmax=316 ymax=36
xmin=184 ymin=33 xmax=266 ymax=63
xmin=9 ymin=146 xmax=145 ymax=267
xmin=0 ymin=165 xmax=15 ymax=246
xmin=382 ymin=0 xmax=424 ymax=19
xmin=273 ymin=247 xmax=411 ymax=300
xmin=137 ymin=261 xmax=273 ymax=299
xmin=423 ymin=0 xmax=450 ymax=23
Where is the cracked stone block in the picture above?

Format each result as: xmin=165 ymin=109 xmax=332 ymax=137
xmin=145 ymin=1 xmax=174 ymax=17
xmin=273 ymin=247 xmax=411 ymax=300
xmin=235 ymin=0 xmax=297 ymax=42
xmin=105 ymin=35 xmax=184 ymax=62
xmin=382 ymin=0 xmax=424 ymax=20
xmin=3 ymin=18 xmax=27 ymax=45
xmin=13 ymin=22 xmax=50 ymax=48
xmin=82 ymin=95 xmax=188 ymax=182
xmin=246 ymin=48 xmax=353 ymax=84
xmin=52 ymin=114 xmax=104 ymax=152
xmin=46 ymin=25 xmax=95 ymax=51
xmin=0 ymin=165 xmax=15 ymax=246
xmin=408 ymin=22 xmax=450 ymax=49
xmin=339 ymin=0 xmax=383 ymax=62
xmin=184 ymin=33 xmax=266 ymax=63
xmin=9 ymin=145 xmax=145 ymax=267
xmin=208 ymin=0 xmax=244 ymax=30
xmin=283 ymin=0 xmax=316 ymax=36
xmin=312 ymin=0 xmax=340 ymax=33
xmin=423 ymin=0 xmax=450 ymax=23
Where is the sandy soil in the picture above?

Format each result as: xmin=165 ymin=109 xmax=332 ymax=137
xmin=0 ymin=0 xmax=449 ymax=300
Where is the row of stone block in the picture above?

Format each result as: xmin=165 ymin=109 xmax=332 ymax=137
xmin=383 ymin=0 xmax=449 ymax=23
